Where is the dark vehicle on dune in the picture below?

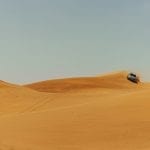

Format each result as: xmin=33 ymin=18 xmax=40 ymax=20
xmin=127 ymin=73 xmax=140 ymax=84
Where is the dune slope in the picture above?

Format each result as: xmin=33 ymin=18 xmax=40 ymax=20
xmin=0 ymin=72 xmax=149 ymax=150
xmin=25 ymin=71 xmax=142 ymax=93
xmin=0 ymin=80 xmax=56 ymax=115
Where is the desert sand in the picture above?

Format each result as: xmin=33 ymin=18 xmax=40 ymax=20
xmin=0 ymin=71 xmax=149 ymax=149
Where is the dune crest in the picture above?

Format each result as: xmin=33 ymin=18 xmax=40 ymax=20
xmin=0 ymin=80 xmax=18 ymax=88
xmin=25 ymin=71 xmax=141 ymax=93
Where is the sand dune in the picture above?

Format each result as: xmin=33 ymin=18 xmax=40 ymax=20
xmin=0 ymin=72 xmax=149 ymax=149
xmin=25 ymin=71 xmax=142 ymax=93
xmin=0 ymin=81 xmax=56 ymax=115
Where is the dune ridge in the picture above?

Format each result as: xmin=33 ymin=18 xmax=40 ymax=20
xmin=25 ymin=71 xmax=142 ymax=93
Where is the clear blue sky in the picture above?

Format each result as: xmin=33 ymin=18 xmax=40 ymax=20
xmin=0 ymin=0 xmax=149 ymax=83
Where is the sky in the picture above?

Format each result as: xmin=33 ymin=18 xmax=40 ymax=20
xmin=0 ymin=0 xmax=149 ymax=84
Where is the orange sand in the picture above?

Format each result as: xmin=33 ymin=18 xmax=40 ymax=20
xmin=0 ymin=71 xmax=149 ymax=149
